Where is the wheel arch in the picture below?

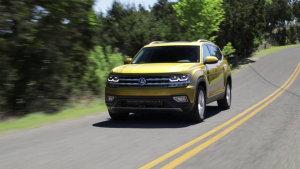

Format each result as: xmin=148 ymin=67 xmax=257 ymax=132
xmin=189 ymin=77 xmax=207 ymax=112
xmin=196 ymin=77 xmax=207 ymax=99
xmin=226 ymin=73 xmax=232 ymax=88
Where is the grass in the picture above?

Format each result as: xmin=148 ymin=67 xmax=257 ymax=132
xmin=252 ymin=44 xmax=300 ymax=58
xmin=0 ymin=100 xmax=107 ymax=134
xmin=1 ymin=43 xmax=300 ymax=135
xmin=231 ymin=43 xmax=300 ymax=75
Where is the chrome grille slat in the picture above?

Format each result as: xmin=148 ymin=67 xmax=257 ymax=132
xmin=145 ymin=83 xmax=169 ymax=85
xmin=119 ymin=78 xmax=139 ymax=82
xmin=145 ymin=78 xmax=169 ymax=81
xmin=118 ymin=83 xmax=139 ymax=85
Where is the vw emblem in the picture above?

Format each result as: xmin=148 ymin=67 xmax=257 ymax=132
xmin=138 ymin=77 xmax=146 ymax=86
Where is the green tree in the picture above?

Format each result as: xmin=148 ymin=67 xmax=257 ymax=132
xmin=216 ymin=0 xmax=266 ymax=53
xmin=98 ymin=1 xmax=166 ymax=57
xmin=84 ymin=46 xmax=124 ymax=95
xmin=222 ymin=42 xmax=236 ymax=59
xmin=0 ymin=0 xmax=96 ymax=114
xmin=293 ymin=0 xmax=300 ymax=22
xmin=265 ymin=0 xmax=293 ymax=33
xmin=151 ymin=0 xmax=191 ymax=41
xmin=172 ymin=0 xmax=224 ymax=41
xmin=288 ymin=26 xmax=298 ymax=44
xmin=276 ymin=27 xmax=288 ymax=45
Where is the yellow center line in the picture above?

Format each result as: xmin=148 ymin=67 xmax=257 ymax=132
xmin=139 ymin=62 xmax=300 ymax=169
xmin=161 ymin=63 xmax=300 ymax=169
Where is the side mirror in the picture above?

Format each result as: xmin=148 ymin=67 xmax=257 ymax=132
xmin=205 ymin=56 xmax=218 ymax=64
xmin=124 ymin=58 xmax=132 ymax=64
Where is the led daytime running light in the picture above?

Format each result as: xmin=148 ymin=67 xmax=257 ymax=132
xmin=108 ymin=75 xmax=119 ymax=82
xmin=169 ymin=74 xmax=190 ymax=82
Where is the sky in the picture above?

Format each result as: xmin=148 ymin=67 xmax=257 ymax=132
xmin=93 ymin=0 xmax=177 ymax=14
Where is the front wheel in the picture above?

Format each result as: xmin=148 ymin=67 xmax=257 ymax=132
xmin=189 ymin=86 xmax=206 ymax=123
xmin=109 ymin=111 xmax=129 ymax=120
xmin=217 ymin=82 xmax=231 ymax=109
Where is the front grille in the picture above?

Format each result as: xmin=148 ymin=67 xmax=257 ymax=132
xmin=107 ymin=75 xmax=190 ymax=88
xmin=111 ymin=75 xmax=170 ymax=87
xmin=115 ymin=99 xmax=172 ymax=108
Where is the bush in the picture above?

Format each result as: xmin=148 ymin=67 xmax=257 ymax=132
xmin=272 ymin=38 xmax=279 ymax=46
xmin=253 ymin=35 xmax=264 ymax=48
xmin=222 ymin=42 xmax=236 ymax=59
xmin=84 ymin=46 xmax=125 ymax=95
xmin=288 ymin=26 xmax=298 ymax=44
xmin=275 ymin=27 xmax=288 ymax=45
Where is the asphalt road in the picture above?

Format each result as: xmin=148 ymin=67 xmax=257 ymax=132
xmin=1 ymin=46 xmax=300 ymax=169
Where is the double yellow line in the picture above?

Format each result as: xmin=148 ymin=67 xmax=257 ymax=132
xmin=140 ymin=62 xmax=300 ymax=169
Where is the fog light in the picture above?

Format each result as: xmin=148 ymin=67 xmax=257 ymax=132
xmin=173 ymin=96 xmax=188 ymax=103
xmin=106 ymin=96 xmax=115 ymax=102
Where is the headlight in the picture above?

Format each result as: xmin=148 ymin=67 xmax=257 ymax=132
xmin=169 ymin=74 xmax=190 ymax=82
xmin=108 ymin=75 xmax=119 ymax=82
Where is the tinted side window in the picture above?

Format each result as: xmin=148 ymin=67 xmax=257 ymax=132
xmin=215 ymin=47 xmax=223 ymax=60
xmin=208 ymin=45 xmax=216 ymax=56
xmin=208 ymin=45 xmax=222 ymax=60
xmin=202 ymin=45 xmax=211 ymax=63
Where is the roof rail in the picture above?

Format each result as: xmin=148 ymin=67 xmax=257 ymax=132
xmin=196 ymin=39 xmax=211 ymax=43
xmin=149 ymin=41 xmax=166 ymax=45
xmin=169 ymin=41 xmax=191 ymax=43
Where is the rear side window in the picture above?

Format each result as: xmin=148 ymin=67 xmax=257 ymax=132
xmin=208 ymin=45 xmax=223 ymax=60
xmin=202 ymin=45 xmax=211 ymax=63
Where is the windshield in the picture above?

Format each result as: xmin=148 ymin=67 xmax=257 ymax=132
xmin=132 ymin=46 xmax=200 ymax=64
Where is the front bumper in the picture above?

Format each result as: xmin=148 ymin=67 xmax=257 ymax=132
xmin=105 ymin=95 xmax=194 ymax=114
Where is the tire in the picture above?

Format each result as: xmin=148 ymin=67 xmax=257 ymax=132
xmin=217 ymin=82 xmax=231 ymax=109
xmin=189 ymin=85 xmax=206 ymax=123
xmin=109 ymin=111 xmax=129 ymax=120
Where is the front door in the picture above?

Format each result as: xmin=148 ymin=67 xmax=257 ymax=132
xmin=202 ymin=45 xmax=219 ymax=97
xmin=207 ymin=45 xmax=225 ymax=96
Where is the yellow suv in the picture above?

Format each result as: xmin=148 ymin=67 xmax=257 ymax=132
xmin=105 ymin=39 xmax=232 ymax=122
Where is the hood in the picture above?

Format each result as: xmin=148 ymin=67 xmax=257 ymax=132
xmin=112 ymin=63 xmax=199 ymax=74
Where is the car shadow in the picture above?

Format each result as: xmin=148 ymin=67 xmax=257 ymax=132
xmin=92 ymin=105 xmax=223 ymax=129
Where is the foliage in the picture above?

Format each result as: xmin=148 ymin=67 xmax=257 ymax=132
xmin=276 ymin=27 xmax=288 ymax=45
xmin=216 ymin=0 xmax=266 ymax=53
xmin=222 ymin=43 xmax=236 ymax=59
xmin=253 ymin=37 xmax=262 ymax=48
xmin=98 ymin=1 xmax=167 ymax=57
xmin=288 ymin=26 xmax=298 ymax=44
xmin=0 ymin=0 xmax=96 ymax=114
xmin=84 ymin=46 xmax=124 ymax=95
xmin=151 ymin=0 xmax=191 ymax=41
xmin=172 ymin=0 xmax=224 ymax=41
xmin=294 ymin=1 xmax=300 ymax=22
xmin=265 ymin=0 xmax=293 ymax=33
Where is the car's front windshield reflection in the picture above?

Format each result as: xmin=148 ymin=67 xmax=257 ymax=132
xmin=132 ymin=46 xmax=200 ymax=64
